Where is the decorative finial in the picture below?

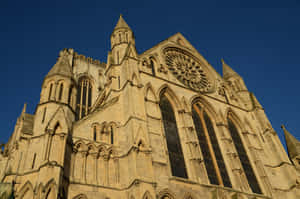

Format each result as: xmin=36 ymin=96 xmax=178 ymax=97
xmin=120 ymin=13 xmax=123 ymax=17
xmin=221 ymin=58 xmax=225 ymax=64
xmin=22 ymin=103 xmax=27 ymax=114
xmin=281 ymin=124 xmax=286 ymax=130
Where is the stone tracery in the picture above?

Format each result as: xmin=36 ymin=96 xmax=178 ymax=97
xmin=163 ymin=47 xmax=212 ymax=93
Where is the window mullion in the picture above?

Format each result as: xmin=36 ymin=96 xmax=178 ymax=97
xmin=194 ymin=104 xmax=223 ymax=186
xmin=79 ymin=80 xmax=84 ymax=119
xmin=86 ymin=81 xmax=89 ymax=114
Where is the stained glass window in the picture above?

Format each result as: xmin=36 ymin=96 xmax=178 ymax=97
xmin=228 ymin=119 xmax=262 ymax=194
xmin=192 ymin=104 xmax=231 ymax=187
xmin=159 ymin=94 xmax=187 ymax=178
xmin=76 ymin=78 xmax=92 ymax=120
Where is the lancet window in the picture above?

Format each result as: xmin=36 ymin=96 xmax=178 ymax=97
xmin=159 ymin=92 xmax=187 ymax=178
xmin=191 ymin=103 xmax=231 ymax=187
xmin=58 ymin=83 xmax=64 ymax=101
xmin=150 ymin=59 xmax=156 ymax=76
xmin=48 ymin=83 xmax=53 ymax=101
xmin=227 ymin=118 xmax=262 ymax=194
xmin=76 ymin=77 xmax=92 ymax=120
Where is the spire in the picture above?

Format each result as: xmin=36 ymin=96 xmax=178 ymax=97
xmin=281 ymin=125 xmax=300 ymax=159
xmin=113 ymin=14 xmax=131 ymax=31
xmin=46 ymin=49 xmax=73 ymax=79
xmin=250 ymin=93 xmax=263 ymax=109
xmin=21 ymin=103 xmax=27 ymax=114
xmin=222 ymin=58 xmax=240 ymax=79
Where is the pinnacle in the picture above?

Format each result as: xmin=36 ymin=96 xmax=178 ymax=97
xmin=222 ymin=59 xmax=240 ymax=79
xmin=281 ymin=125 xmax=300 ymax=159
xmin=114 ymin=14 xmax=131 ymax=31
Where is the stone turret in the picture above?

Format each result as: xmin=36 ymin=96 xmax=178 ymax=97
xmin=33 ymin=48 xmax=77 ymax=136
xmin=110 ymin=15 xmax=135 ymax=65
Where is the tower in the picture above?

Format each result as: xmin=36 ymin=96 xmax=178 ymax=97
xmin=0 ymin=15 xmax=299 ymax=199
xmin=110 ymin=14 xmax=135 ymax=65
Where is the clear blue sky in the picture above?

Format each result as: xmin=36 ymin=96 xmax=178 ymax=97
xmin=0 ymin=0 xmax=299 ymax=150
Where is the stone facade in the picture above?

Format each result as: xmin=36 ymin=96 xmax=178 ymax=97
xmin=0 ymin=15 xmax=299 ymax=199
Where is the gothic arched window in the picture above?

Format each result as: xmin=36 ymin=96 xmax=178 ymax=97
xmin=110 ymin=126 xmax=114 ymax=144
xmin=58 ymin=83 xmax=64 ymax=101
xmin=48 ymin=83 xmax=53 ymax=101
xmin=191 ymin=103 xmax=231 ymax=187
xmin=93 ymin=126 xmax=97 ymax=141
xmin=159 ymin=93 xmax=187 ymax=178
xmin=227 ymin=118 xmax=262 ymax=194
xmin=150 ymin=59 xmax=156 ymax=76
xmin=76 ymin=77 xmax=92 ymax=120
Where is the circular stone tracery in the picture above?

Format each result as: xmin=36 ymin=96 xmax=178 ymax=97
xmin=164 ymin=47 xmax=212 ymax=92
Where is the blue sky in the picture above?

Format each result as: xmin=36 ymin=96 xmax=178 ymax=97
xmin=0 ymin=0 xmax=299 ymax=149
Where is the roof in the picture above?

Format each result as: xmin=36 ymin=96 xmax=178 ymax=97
xmin=46 ymin=53 xmax=73 ymax=79
xmin=113 ymin=15 xmax=131 ymax=31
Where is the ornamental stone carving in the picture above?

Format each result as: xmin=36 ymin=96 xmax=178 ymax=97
xmin=163 ymin=47 xmax=213 ymax=92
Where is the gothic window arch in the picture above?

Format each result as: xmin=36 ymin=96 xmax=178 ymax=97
xmin=149 ymin=58 xmax=156 ymax=76
xmin=68 ymin=85 xmax=73 ymax=105
xmin=93 ymin=126 xmax=97 ymax=141
xmin=159 ymin=91 xmax=187 ymax=178
xmin=58 ymin=83 xmax=64 ymax=101
xmin=92 ymin=123 xmax=100 ymax=142
xmin=110 ymin=125 xmax=114 ymax=144
xmin=48 ymin=83 xmax=53 ymax=101
xmin=76 ymin=77 xmax=92 ymax=120
xmin=227 ymin=117 xmax=262 ymax=194
xmin=191 ymin=103 xmax=231 ymax=187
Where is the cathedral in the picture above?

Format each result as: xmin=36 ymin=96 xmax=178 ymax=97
xmin=0 ymin=15 xmax=299 ymax=199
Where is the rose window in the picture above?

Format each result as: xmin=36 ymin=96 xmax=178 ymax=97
xmin=164 ymin=48 xmax=212 ymax=92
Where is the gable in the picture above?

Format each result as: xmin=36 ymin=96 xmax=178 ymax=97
xmin=140 ymin=33 xmax=221 ymax=94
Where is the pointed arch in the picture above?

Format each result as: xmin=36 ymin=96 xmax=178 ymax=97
xmin=226 ymin=111 xmax=262 ymax=194
xmin=87 ymin=143 xmax=97 ymax=153
xmin=36 ymin=183 xmax=43 ymax=199
xmin=73 ymin=193 xmax=88 ymax=199
xmin=58 ymin=82 xmax=64 ymax=101
xmin=157 ymin=84 xmax=182 ymax=110
xmin=92 ymin=123 xmax=100 ymax=142
xmin=157 ymin=189 xmax=176 ymax=199
xmin=53 ymin=122 xmax=62 ymax=134
xmin=42 ymin=175 xmax=57 ymax=197
xmin=142 ymin=191 xmax=153 ymax=199
xmin=183 ymin=192 xmax=197 ymax=199
xmin=132 ymin=73 xmax=139 ymax=86
xmin=46 ymin=106 xmax=70 ymax=133
xmin=190 ymin=95 xmax=222 ymax=123
xmin=144 ymin=83 xmax=158 ymax=102
xmin=18 ymin=181 xmax=34 ymax=199
xmin=74 ymin=140 xmax=88 ymax=152
xmin=225 ymin=108 xmax=246 ymax=132
xmin=107 ymin=121 xmax=117 ymax=145
xmin=134 ymin=126 xmax=148 ymax=148
xmin=191 ymin=101 xmax=232 ymax=187
xmin=48 ymin=83 xmax=53 ymax=101
xmin=149 ymin=57 xmax=157 ymax=76
xmin=43 ymin=178 xmax=56 ymax=191
xmin=76 ymin=76 xmax=93 ymax=120
xmin=159 ymin=90 xmax=187 ymax=178
xmin=98 ymin=144 xmax=107 ymax=154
